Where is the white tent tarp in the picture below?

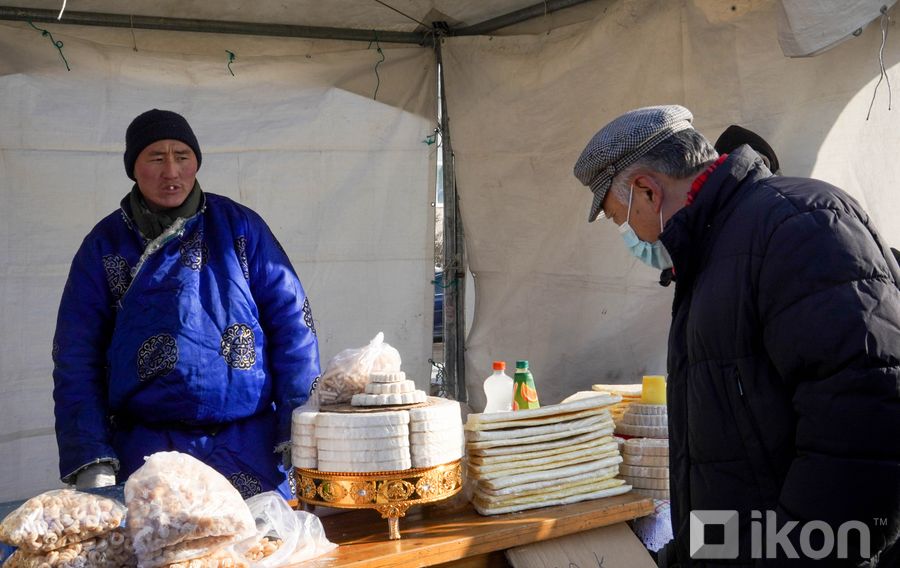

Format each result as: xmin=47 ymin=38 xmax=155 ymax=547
xmin=3 ymin=0 xmax=900 ymax=501
xmin=777 ymin=0 xmax=898 ymax=57
xmin=443 ymin=0 xmax=900 ymax=410
xmin=0 ymin=23 xmax=436 ymax=501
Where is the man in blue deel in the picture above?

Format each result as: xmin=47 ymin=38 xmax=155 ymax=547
xmin=52 ymin=109 xmax=320 ymax=498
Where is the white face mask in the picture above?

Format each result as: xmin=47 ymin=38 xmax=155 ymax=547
xmin=618 ymin=184 xmax=673 ymax=270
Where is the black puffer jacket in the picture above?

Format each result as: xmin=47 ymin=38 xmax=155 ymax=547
xmin=658 ymin=147 xmax=900 ymax=567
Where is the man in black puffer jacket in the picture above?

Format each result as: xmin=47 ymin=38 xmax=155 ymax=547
xmin=574 ymin=105 xmax=900 ymax=567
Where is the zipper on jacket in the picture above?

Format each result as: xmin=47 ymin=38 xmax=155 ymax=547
xmin=735 ymin=371 xmax=779 ymax=499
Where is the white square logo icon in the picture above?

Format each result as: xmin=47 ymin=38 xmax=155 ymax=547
xmin=690 ymin=510 xmax=739 ymax=559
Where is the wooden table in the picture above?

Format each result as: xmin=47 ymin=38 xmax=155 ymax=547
xmin=296 ymin=492 xmax=655 ymax=567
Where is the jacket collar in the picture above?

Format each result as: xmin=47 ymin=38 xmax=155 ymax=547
xmin=120 ymin=182 xmax=207 ymax=241
xmin=660 ymin=146 xmax=771 ymax=298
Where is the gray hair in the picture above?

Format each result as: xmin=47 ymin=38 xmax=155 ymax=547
xmin=609 ymin=128 xmax=718 ymax=204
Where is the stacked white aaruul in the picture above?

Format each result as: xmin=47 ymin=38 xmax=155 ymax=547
xmin=291 ymin=408 xmax=411 ymax=473
xmin=291 ymin=409 xmax=318 ymax=469
xmin=315 ymin=411 xmax=411 ymax=473
xmin=615 ymin=402 xmax=668 ymax=439
xmin=615 ymin=402 xmax=669 ymax=499
xmin=465 ymin=393 xmax=631 ymax=516
xmin=621 ymin=437 xmax=669 ymax=499
xmin=351 ymin=371 xmax=427 ymax=406
xmin=409 ymin=397 xmax=465 ymax=468
xmin=291 ymin=397 xmax=464 ymax=473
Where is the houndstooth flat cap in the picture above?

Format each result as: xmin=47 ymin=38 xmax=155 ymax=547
xmin=574 ymin=105 xmax=694 ymax=222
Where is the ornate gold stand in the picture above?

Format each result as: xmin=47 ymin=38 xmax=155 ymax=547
xmin=296 ymin=460 xmax=463 ymax=540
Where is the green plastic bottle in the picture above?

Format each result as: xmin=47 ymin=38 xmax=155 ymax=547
xmin=512 ymin=360 xmax=540 ymax=410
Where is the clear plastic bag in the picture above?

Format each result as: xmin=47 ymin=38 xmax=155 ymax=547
xmin=0 ymin=489 xmax=126 ymax=554
xmin=161 ymin=547 xmax=248 ymax=568
xmin=316 ymin=332 xmax=401 ymax=404
xmin=3 ymin=527 xmax=135 ymax=568
xmin=237 ymin=493 xmax=336 ymax=567
xmin=124 ymin=452 xmax=256 ymax=568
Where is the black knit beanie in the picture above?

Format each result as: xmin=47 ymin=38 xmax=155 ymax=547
xmin=714 ymin=124 xmax=779 ymax=174
xmin=124 ymin=109 xmax=202 ymax=181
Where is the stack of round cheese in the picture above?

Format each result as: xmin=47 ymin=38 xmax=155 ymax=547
xmin=409 ymin=397 xmax=464 ymax=468
xmin=621 ymin=438 xmax=669 ymax=499
xmin=315 ymin=411 xmax=412 ymax=472
xmin=291 ymin=410 xmax=318 ymax=469
xmin=591 ymin=383 xmax=642 ymax=423
xmin=290 ymin=397 xmax=463 ymax=473
xmin=615 ymin=402 xmax=668 ymax=439
xmin=351 ymin=371 xmax=427 ymax=406
xmin=465 ymin=392 xmax=631 ymax=516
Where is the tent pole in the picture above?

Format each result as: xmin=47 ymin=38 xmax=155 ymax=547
xmin=434 ymin=36 xmax=467 ymax=403
xmin=0 ymin=1 xmax=597 ymax=43
xmin=0 ymin=6 xmax=429 ymax=44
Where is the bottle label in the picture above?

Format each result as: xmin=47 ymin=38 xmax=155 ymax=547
xmin=512 ymin=371 xmax=540 ymax=410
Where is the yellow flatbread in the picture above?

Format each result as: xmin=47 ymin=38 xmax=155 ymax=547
xmin=467 ymin=427 xmax=613 ymax=456
xmin=466 ymin=394 xmax=619 ymax=427
xmin=478 ymin=466 xmax=621 ymax=497
xmin=465 ymin=406 xmax=612 ymax=432
xmin=468 ymin=437 xmax=616 ymax=467
xmin=474 ymin=467 xmax=620 ymax=505
xmin=466 ymin=413 xmax=610 ymax=441
xmin=466 ymin=422 xmax=614 ymax=450
xmin=473 ymin=484 xmax=632 ymax=516
xmin=469 ymin=447 xmax=620 ymax=480
xmin=479 ymin=455 xmax=623 ymax=491
xmin=591 ymin=384 xmax=642 ymax=396
xmin=475 ymin=476 xmax=626 ymax=507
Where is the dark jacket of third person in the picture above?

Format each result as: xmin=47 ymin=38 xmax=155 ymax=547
xmin=659 ymin=146 xmax=900 ymax=567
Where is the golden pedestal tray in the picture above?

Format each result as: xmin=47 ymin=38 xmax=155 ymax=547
xmin=296 ymin=460 xmax=463 ymax=540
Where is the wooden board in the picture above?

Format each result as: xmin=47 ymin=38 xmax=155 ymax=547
xmin=505 ymin=523 xmax=657 ymax=568
xmin=294 ymin=492 xmax=654 ymax=568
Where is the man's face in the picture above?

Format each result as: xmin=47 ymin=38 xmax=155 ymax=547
xmin=133 ymin=139 xmax=198 ymax=212
xmin=599 ymin=190 xmax=628 ymax=226
xmin=600 ymin=182 xmax=663 ymax=243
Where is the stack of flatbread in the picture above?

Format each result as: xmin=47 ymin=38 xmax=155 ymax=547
xmin=465 ymin=392 xmax=632 ymax=516
xmin=591 ymin=383 xmax=642 ymax=426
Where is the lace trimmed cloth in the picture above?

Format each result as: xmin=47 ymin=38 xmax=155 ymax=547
xmin=629 ymin=498 xmax=673 ymax=553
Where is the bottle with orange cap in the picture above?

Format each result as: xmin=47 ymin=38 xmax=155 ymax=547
xmin=483 ymin=361 xmax=514 ymax=412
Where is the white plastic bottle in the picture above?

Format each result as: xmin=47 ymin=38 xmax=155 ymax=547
xmin=483 ymin=361 xmax=514 ymax=413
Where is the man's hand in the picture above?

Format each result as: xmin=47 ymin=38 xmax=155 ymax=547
xmin=275 ymin=441 xmax=292 ymax=470
xmin=75 ymin=463 xmax=116 ymax=490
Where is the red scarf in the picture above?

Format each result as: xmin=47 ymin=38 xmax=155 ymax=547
xmin=685 ymin=154 xmax=728 ymax=206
